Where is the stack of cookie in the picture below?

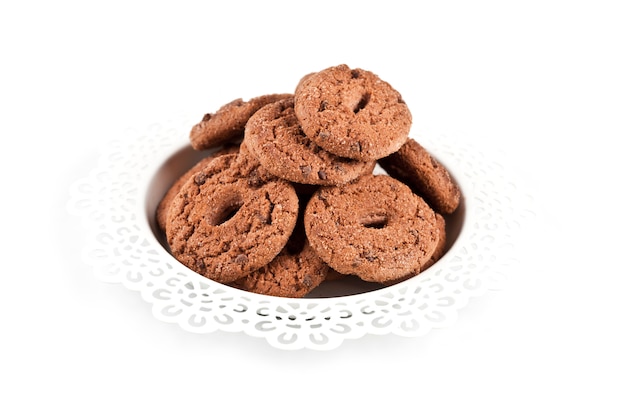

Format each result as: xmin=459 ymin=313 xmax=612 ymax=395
xmin=156 ymin=64 xmax=460 ymax=298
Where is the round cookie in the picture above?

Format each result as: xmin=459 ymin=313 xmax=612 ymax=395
xmin=229 ymin=219 xmax=328 ymax=298
xmin=304 ymin=174 xmax=439 ymax=283
xmin=378 ymin=138 xmax=461 ymax=214
xmin=244 ymin=97 xmax=375 ymax=185
xmin=166 ymin=152 xmax=299 ymax=283
xmin=294 ymin=64 xmax=412 ymax=161
xmin=190 ymin=93 xmax=292 ymax=150
xmin=155 ymin=144 xmax=240 ymax=233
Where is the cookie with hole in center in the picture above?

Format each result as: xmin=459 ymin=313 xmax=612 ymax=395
xmin=244 ymin=97 xmax=375 ymax=185
xmin=166 ymin=152 xmax=299 ymax=283
xmin=190 ymin=93 xmax=293 ymax=150
xmin=155 ymin=144 xmax=240 ymax=234
xmin=303 ymin=174 xmax=439 ymax=283
xmin=294 ymin=64 xmax=412 ymax=161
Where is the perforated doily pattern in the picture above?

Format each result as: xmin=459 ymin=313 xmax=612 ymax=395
xmin=67 ymin=119 xmax=534 ymax=350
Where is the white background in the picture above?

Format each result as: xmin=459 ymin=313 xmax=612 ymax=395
xmin=1 ymin=1 xmax=625 ymax=416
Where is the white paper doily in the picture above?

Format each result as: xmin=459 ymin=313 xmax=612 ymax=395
xmin=67 ymin=118 xmax=535 ymax=350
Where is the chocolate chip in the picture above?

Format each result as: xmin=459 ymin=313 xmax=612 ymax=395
xmin=364 ymin=253 xmax=377 ymax=262
xmin=317 ymin=170 xmax=327 ymax=180
xmin=234 ymin=254 xmax=248 ymax=264
xmin=300 ymin=165 xmax=312 ymax=176
xmin=195 ymin=258 xmax=205 ymax=270
xmin=247 ymin=169 xmax=265 ymax=187
xmin=303 ymin=274 xmax=313 ymax=288
xmin=317 ymin=192 xmax=330 ymax=208
xmin=194 ymin=172 xmax=208 ymax=185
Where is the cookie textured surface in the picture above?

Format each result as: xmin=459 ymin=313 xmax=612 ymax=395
xmin=244 ymin=97 xmax=374 ymax=185
xmin=294 ymin=64 xmax=411 ymax=161
xmin=190 ymin=93 xmax=292 ymax=150
xmin=166 ymin=153 xmax=299 ymax=283
xmin=160 ymin=65 xmax=463 ymax=297
xmin=304 ymin=174 xmax=439 ymax=283
xmin=155 ymin=145 xmax=240 ymax=233
xmin=229 ymin=216 xmax=328 ymax=297
xmin=230 ymin=242 xmax=327 ymax=297
xmin=379 ymin=138 xmax=461 ymax=214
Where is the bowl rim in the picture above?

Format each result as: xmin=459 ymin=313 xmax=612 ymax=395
xmin=138 ymin=139 xmax=474 ymax=303
xmin=68 ymin=117 xmax=528 ymax=349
